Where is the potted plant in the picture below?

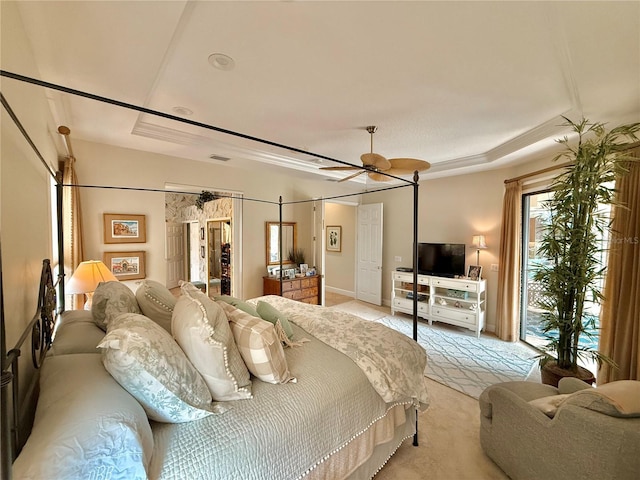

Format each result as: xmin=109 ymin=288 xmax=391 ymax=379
xmin=533 ymin=117 xmax=639 ymax=386
xmin=195 ymin=190 xmax=218 ymax=210
xmin=287 ymin=247 xmax=306 ymax=266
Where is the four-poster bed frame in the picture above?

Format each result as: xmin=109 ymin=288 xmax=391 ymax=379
xmin=0 ymin=70 xmax=425 ymax=478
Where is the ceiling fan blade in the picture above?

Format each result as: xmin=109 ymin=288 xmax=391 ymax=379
xmin=367 ymin=171 xmax=392 ymax=182
xmin=339 ymin=170 xmax=366 ymax=182
xmin=360 ymin=152 xmax=391 ymax=170
xmin=388 ymin=158 xmax=431 ymax=173
xmin=319 ymin=166 xmax=362 ymax=171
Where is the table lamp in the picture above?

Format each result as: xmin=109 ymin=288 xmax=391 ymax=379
xmin=66 ymin=260 xmax=118 ymax=310
xmin=471 ymin=235 xmax=488 ymax=266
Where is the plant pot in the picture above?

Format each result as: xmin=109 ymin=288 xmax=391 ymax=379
xmin=540 ymin=361 xmax=596 ymax=387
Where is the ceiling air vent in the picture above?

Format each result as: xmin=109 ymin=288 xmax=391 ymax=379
xmin=209 ymin=154 xmax=231 ymax=162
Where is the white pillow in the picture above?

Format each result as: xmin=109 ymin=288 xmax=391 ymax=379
xmin=135 ymin=279 xmax=176 ymax=332
xmin=99 ymin=313 xmax=214 ymax=423
xmin=529 ymin=394 xmax=571 ymax=418
xmin=172 ymin=289 xmax=252 ymax=401
xmin=13 ymin=353 xmax=152 ymax=480
xmin=219 ymin=302 xmax=295 ymax=384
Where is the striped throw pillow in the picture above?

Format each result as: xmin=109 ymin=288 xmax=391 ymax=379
xmin=219 ymin=302 xmax=296 ymax=385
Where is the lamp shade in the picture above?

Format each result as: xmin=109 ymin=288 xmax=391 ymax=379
xmin=471 ymin=235 xmax=488 ymax=249
xmin=66 ymin=260 xmax=118 ymax=294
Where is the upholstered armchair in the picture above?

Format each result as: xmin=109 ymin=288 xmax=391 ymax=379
xmin=479 ymin=378 xmax=640 ymax=480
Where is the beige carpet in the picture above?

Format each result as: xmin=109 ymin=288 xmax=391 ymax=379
xmin=324 ymin=294 xmax=508 ymax=479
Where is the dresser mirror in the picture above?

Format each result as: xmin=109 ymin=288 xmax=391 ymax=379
xmin=266 ymin=221 xmax=297 ymax=266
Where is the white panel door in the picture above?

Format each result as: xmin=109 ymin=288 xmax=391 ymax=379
xmin=166 ymin=222 xmax=185 ymax=289
xmin=356 ymin=203 xmax=383 ymax=305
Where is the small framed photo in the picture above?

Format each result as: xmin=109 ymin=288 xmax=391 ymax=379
xmin=103 ymin=251 xmax=146 ymax=280
xmin=467 ymin=265 xmax=482 ymax=281
xmin=326 ymin=225 xmax=342 ymax=252
xmin=300 ymin=263 xmax=309 ymax=275
xmin=104 ymin=213 xmax=146 ymax=244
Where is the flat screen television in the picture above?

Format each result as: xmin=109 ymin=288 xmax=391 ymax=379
xmin=417 ymin=243 xmax=466 ymax=277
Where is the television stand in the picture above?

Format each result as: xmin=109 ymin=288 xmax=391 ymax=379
xmin=391 ymin=271 xmax=486 ymax=337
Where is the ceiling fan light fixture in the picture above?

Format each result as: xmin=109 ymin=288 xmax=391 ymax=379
xmin=208 ymin=53 xmax=235 ymax=71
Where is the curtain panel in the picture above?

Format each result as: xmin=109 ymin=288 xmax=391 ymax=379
xmin=495 ymin=180 xmax=522 ymax=342
xmin=62 ymin=157 xmax=85 ymax=310
xmin=599 ymin=149 xmax=640 ymax=383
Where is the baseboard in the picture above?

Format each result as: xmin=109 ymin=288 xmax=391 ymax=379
xmin=325 ymin=286 xmax=355 ymax=298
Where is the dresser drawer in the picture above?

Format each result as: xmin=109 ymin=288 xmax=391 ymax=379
xmin=431 ymin=307 xmax=476 ymax=325
xmin=431 ymin=278 xmax=476 ymax=292
xmin=281 ymin=279 xmax=301 ymax=292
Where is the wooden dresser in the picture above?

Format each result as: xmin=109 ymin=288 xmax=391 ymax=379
xmin=263 ymin=275 xmax=320 ymax=305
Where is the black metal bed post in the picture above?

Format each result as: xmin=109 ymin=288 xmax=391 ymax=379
xmin=1 ymin=239 xmax=12 ymax=480
xmin=278 ymin=196 xmax=283 ymax=296
xmin=412 ymin=170 xmax=420 ymax=447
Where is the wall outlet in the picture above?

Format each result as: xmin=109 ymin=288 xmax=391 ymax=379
xmin=394 ymin=256 xmax=402 ymax=262
xmin=491 ymin=264 xmax=499 ymax=272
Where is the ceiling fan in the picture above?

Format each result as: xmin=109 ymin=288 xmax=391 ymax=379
xmin=321 ymin=126 xmax=431 ymax=182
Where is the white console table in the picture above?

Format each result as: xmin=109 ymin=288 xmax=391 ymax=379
xmin=391 ymin=271 xmax=486 ymax=337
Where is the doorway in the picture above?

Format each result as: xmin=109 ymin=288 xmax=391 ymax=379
xmin=519 ymin=190 xmax=606 ymax=351
xmin=207 ymin=219 xmax=232 ymax=297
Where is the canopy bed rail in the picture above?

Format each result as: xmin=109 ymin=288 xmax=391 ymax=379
xmin=1 ymin=70 xmax=426 ymax=478
xmin=1 ymin=259 xmax=60 ymax=478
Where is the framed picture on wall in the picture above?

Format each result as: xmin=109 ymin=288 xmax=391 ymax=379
xmin=326 ymin=225 xmax=342 ymax=252
xmin=103 ymin=213 xmax=146 ymax=244
xmin=103 ymin=251 xmax=146 ymax=280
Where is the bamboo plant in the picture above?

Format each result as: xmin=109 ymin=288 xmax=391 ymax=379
xmin=533 ymin=117 xmax=639 ymax=373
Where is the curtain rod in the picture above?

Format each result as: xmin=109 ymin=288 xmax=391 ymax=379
xmin=504 ymin=161 xmax=572 ymax=184
xmin=57 ymin=126 xmax=75 ymax=159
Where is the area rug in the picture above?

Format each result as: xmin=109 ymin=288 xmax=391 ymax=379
xmin=377 ymin=315 xmax=538 ymax=399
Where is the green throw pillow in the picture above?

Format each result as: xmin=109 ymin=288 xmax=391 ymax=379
xmin=214 ymin=295 xmax=259 ymax=317
xmin=256 ymin=301 xmax=294 ymax=339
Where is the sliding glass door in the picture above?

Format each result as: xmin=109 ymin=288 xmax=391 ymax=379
xmin=519 ymin=191 xmax=552 ymax=347
xmin=519 ymin=191 xmax=608 ymax=351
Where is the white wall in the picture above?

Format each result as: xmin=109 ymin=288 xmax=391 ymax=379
xmin=71 ymin=139 xmax=361 ymax=299
xmin=363 ymin=157 xmax=556 ymax=332
xmin=324 ymin=202 xmax=357 ymax=296
xmin=1 ymin=0 xmax=61 ymax=440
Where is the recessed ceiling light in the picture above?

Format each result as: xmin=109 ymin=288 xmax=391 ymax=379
xmin=208 ymin=53 xmax=235 ymax=71
xmin=172 ymin=106 xmax=193 ymax=116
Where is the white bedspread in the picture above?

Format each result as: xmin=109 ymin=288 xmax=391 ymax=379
xmin=248 ymin=295 xmax=429 ymax=409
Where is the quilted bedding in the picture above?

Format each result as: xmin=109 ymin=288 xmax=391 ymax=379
xmin=247 ymin=295 xmax=430 ymax=408
xmin=149 ymin=322 xmax=415 ymax=479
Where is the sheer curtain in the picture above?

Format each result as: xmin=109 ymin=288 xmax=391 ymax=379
xmin=62 ymin=156 xmax=85 ymax=310
xmin=598 ymin=148 xmax=640 ymax=383
xmin=495 ymin=180 xmax=522 ymax=341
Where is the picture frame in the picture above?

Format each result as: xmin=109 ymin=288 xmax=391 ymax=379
xmin=300 ymin=263 xmax=309 ymax=275
xmin=103 ymin=213 xmax=146 ymax=244
xmin=467 ymin=265 xmax=482 ymax=281
xmin=103 ymin=251 xmax=146 ymax=280
xmin=326 ymin=225 xmax=342 ymax=252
